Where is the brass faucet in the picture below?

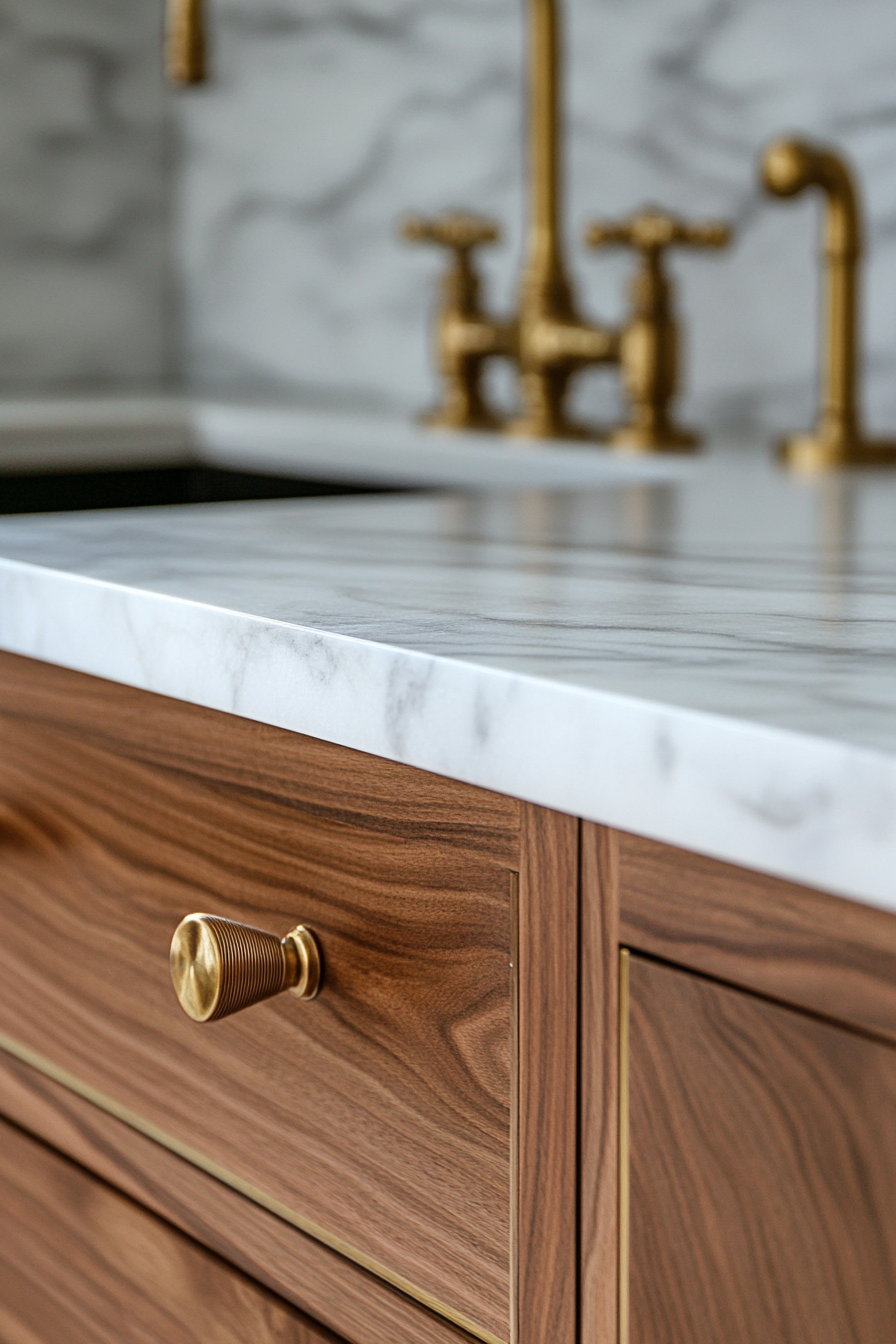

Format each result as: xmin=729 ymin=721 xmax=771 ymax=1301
xmin=166 ymin=0 xmax=207 ymax=86
xmin=405 ymin=0 xmax=731 ymax=449
xmin=762 ymin=138 xmax=896 ymax=470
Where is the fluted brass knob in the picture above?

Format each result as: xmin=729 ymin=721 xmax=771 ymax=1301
xmin=170 ymin=914 xmax=322 ymax=1023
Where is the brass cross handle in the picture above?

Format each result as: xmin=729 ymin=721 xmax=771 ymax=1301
xmin=403 ymin=212 xmax=501 ymax=255
xmin=170 ymin=914 xmax=322 ymax=1023
xmin=586 ymin=207 xmax=730 ymax=256
xmin=401 ymin=212 xmax=509 ymax=431
xmin=584 ymin=208 xmax=732 ymax=453
xmin=166 ymin=0 xmax=207 ymax=85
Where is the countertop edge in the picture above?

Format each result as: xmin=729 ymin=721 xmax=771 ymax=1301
xmin=2 ymin=556 xmax=895 ymax=916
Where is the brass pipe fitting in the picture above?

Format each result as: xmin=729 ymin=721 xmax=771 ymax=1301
xmin=761 ymin=137 xmax=896 ymax=469
xmin=586 ymin=208 xmax=731 ymax=453
xmin=166 ymin=0 xmax=207 ymax=86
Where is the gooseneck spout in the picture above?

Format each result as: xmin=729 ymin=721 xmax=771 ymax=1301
xmin=166 ymin=0 xmax=207 ymax=86
xmin=510 ymin=0 xmax=618 ymax=439
xmin=523 ymin=0 xmax=571 ymax=317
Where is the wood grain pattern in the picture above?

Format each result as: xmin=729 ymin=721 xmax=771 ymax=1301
xmin=0 ymin=1113 xmax=345 ymax=1344
xmin=0 ymin=651 xmax=518 ymax=1342
xmin=579 ymin=824 xmax=619 ymax=1344
xmin=0 ymin=1049 xmax=474 ymax=1344
xmin=628 ymin=955 xmax=896 ymax=1344
xmin=618 ymin=830 xmax=896 ymax=1041
xmin=514 ymin=805 xmax=579 ymax=1344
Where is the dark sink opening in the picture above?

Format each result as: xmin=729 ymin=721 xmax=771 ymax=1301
xmin=0 ymin=464 xmax=403 ymax=515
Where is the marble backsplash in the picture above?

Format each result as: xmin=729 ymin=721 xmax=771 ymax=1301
xmin=2 ymin=0 xmax=894 ymax=439
xmin=173 ymin=0 xmax=896 ymax=437
xmin=0 ymin=0 xmax=174 ymax=391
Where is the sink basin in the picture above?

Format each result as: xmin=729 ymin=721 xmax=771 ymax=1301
xmin=0 ymin=395 xmax=693 ymax=514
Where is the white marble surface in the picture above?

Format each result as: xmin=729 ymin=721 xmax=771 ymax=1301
xmin=2 ymin=446 xmax=896 ymax=914
xmin=177 ymin=0 xmax=896 ymax=438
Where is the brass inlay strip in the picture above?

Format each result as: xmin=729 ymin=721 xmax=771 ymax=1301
xmin=0 ymin=1030 xmax=506 ymax=1344
xmin=618 ymin=948 xmax=630 ymax=1344
xmin=508 ymin=870 xmax=520 ymax=1344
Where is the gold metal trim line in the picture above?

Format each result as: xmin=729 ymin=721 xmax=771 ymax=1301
xmin=618 ymin=948 xmax=630 ymax=1344
xmin=0 ymin=1029 xmax=506 ymax=1344
xmin=509 ymin=870 xmax=520 ymax=1344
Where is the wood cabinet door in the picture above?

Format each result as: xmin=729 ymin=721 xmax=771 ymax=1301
xmin=626 ymin=953 xmax=896 ymax=1344
xmin=0 ymin=1115 xmax=342 ymax=1344
xmin=0 ymin=653 xmax=579 ymax=1344
xmin=0 ymin=652 xmax=517 ymax=1342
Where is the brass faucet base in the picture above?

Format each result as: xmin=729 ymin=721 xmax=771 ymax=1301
xmin=422 ymin=408 xmax=504 ymax=433
xmin=609 ymin=425 xmax=700 ymax=455
xmin=779 ymin=434 xmax=896 ymax=472
xmin=505 ymin=414 xmax=606 ymax=443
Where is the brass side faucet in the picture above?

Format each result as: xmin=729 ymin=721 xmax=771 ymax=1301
xmin=166 ymin=0 xmax=207 ymax=86
xmin=762 ymin=138 xmax=896 ymax=470
xmin=405 ymin=0 xmax=732 ymax=450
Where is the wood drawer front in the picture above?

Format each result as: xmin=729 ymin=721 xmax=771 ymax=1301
xmin=0 ymin=653 xmax=520 ymax=1343
xmin=0 ymin=1115 xmax=342 ymax=1344
xmin=626 ymin=954 xmax=896 ymax=1344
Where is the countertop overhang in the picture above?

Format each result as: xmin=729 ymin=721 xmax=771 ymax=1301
xmin=2 ymin=436 xmax=896 ymax=914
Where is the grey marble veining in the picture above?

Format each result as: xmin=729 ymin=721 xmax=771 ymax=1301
xmin=0 ymin=0 xmax=174 ymax=390
xmin=2 ymin=447 xmax=896 ymax=911
xmin=176 ymin=0 xmax=896 ymax=437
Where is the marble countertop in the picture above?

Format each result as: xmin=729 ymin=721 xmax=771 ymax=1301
xmin=2 ymin=439 xmax=896 ymax=913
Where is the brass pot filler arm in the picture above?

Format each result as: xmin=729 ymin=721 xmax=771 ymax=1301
xmin=165 ymin=0 xmax=896 ymax=469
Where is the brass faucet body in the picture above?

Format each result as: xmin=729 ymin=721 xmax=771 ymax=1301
xmin=166 ymin=0 xmax=207 ymax=86
xmin=406 ymin=0 xmax=731 ymax=449
xmin=762 ymin=138 xmax=896 ymax=470
xmin=508 ymin=0 xmax=618 ymax=440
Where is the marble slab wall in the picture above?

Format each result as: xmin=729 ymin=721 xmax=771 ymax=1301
xmin=1 ymin=0 xmax=893 ymax=434
xmin=175 ymin=0 xmax=896 ymax=437
xmin=0 ymin=0 xmax=174 ymax=391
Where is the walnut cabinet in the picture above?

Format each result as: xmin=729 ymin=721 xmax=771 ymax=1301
xmin=2 ymin=651 xmax=896 ymax=1344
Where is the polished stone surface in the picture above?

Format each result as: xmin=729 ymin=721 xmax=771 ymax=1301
xmin=2 ymin=444 xmax=896 ymax=911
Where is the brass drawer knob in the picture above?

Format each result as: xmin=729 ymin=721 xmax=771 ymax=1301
xmin=170 ymin=914 xmax=322 ymax=1023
